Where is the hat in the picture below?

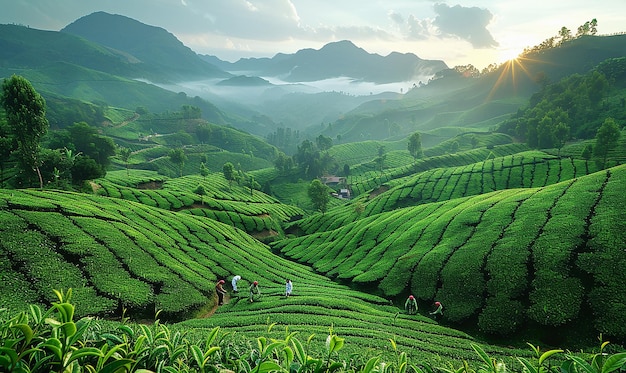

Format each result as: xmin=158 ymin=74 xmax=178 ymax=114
xmin=435 ymin=301 xmax=441 ymax=306
xmin=409 ymin=295 xmax=414 ymax=299
xmin=218 ymin=280 xmax=225 ymax=284
xmin=253 ymin=281 xmax=258 ymax=285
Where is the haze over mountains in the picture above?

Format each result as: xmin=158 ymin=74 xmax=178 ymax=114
xmin=2 ymin=11 xmax=626 ymax=140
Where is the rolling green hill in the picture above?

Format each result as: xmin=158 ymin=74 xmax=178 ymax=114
xmin=273 ymin=164 xmax=626 ymax=343
xmin=0 ymin=186 xmax=536 ymax=367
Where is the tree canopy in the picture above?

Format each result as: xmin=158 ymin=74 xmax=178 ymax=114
xmin=1 ymin=75 xmax=49 ymax=189
xmin=308 ymin=179 xmax=330 ymax=214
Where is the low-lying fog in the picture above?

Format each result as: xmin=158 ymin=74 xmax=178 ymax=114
xmin=149 ymin=73 xmax=433 ymax=130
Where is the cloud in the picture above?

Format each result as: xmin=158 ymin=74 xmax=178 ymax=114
xmin=406 ymin=14 xmax=431 ymax=40
xmin=432 ymin=3 xmax=498 ymax=48
xmin=165 ymin=0 xmax=302 ymax=40
xmin=388 ymin=10 xmax=404 ymax=25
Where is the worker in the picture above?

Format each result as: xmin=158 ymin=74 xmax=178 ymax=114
xmin=405 ymin=295 xmax=417 ymax=315
xmin=429 ymin=301 xmax=443 ymax=318
xmin=215 ymin=280 xmax=227 ymax=306
xmin=231 ymin=275 xmax=241 ymax=293
xmin=249 ymin=281 xmax=260 ymax=302
xmin=285 ymin=279 xmax=293 ymax=297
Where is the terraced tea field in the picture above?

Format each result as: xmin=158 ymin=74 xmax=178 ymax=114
xmin=274 ymin=164 xmax=626 ymax=338
xmin=0 ymin=187 xmax=532 ymax=366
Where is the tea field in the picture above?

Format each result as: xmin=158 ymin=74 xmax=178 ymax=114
xmin=273 ymin=164 xmax=626 ymax=341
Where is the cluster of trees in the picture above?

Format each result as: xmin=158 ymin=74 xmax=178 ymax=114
xmin=498 ymin=58 xmax=624 ymax=158
xmin=1 ymin=75 xmax=116 ymax=189
xmin=274 ymin=135 xmax=337 ymax=179
xmin=521 ymin=19 xmax=598 ymax=56
xmin=266 ymin=126 xmax=301 ymax=154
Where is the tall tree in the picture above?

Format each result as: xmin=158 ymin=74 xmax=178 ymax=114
xmin=1 ymin=75 xmax=49 ymax=189
xmin=222 ymin=162 xmax=235 ymax=188
xmin=316 ymin=135 xmax=333 ymax=151
xmin=0 ymin=120 xmax=14 ymax=187
xmin=407 ymin=132 xmax=423 ymax=163
xmin=200 ymin=162 xmax=209 ymax=178
xmin=308 ymin=179 xmax=330 ymax=214
xmin=593 ymin=117 xmax=621 ymax=167
xmin=168 ymin=148 xmax=187 ymax=177
xmin=118 ymin=147 xmax=132 ymax=177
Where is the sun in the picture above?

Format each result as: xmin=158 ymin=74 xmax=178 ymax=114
xmin=497 ymin=47 xmax=523 ymax=64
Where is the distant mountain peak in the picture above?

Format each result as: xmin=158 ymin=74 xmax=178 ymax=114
xmin=62 ymin=11 xmax=229 ymax=81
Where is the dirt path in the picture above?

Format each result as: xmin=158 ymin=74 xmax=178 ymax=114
xmin=113 ymin=112 xmax=140 ymax=128
xmin=199 ymin=293 xmax=232 ymax=318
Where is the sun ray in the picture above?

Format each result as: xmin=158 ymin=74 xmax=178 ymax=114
xmin=485 ymin=54 xmax=555 ymax=102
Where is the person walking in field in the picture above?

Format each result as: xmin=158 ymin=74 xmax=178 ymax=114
xmin=285 ymin=279 xmax=293 ymax=297
xmin=430 ymin=301 xmax=443 ymax=318
xmin=249 ymin=281 xmax=260 ymax=302
xmin=231 ymin=275 xmax=241 ymax=293
xmin=405 ymin=295 xmax=417 ymax=315
xmin=215 ymin=280 xmax=227 ymax=306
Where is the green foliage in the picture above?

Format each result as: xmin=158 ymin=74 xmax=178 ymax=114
xmin=498 ymin=63 xmax=623 ymax=146
xmin=593 ymin=117 xmax=621 ymax=165
xmin=275 ymin=165 xmax=626 ymax=339
xmin=168 ymin=147 xmax=187 ymax=177
xmin=1 ymin=74 xmax=49 ymax=188
xmin=308 ymin=179 xmax=330 ymax=214
xmin=2 ymin=292 xmax=625 ymax=373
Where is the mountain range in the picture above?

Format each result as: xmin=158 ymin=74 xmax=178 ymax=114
xmin=2 ymin=11 xmax=626 ymax=140
xmin=201 ymin=40 xmax=448 ymax=84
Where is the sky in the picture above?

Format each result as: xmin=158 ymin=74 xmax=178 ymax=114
xmin=2 ymin=0 xmax=625 ymax=70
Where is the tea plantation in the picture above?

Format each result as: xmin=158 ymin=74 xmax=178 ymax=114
xmin=0 ymin=185 xmax=536 ymax=368
xmin=274 ymin=164 xmax=626 ymax=341
xmin=1 ymin=131 xmax=625 ymax=371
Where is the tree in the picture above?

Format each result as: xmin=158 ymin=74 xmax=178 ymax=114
xmin=67 ymin=122 xmax=116 ymax=169
xmin=118 ymin=147 xmax=132 ymax=177
xmin=1 ymin=75 xmax=49 ymax=189
xmin=200 ymin=162 xmax=209 ymax=178
xmin=308 ymin=179 xmax=330 ymax=214
xmin=193 ymin=184 xmax=207 ymax=205
xmin=554 ymin=122 xmax=570 ymax=155
xmin=316 ymin=135 xmax=333 ymax=151
xmin=407 ymin=132 xmax=423 ymax=163
xmin=0 ymin=120 xmax=14 ymax=187
xmin=593 ymin=117 xmax=621 ymax=166
xmin=222 ymin=162 xmax=235 ymax=188
xmin=71 ymin=156 xmax=105 ymax=187
xmin=581 ymin=144 xmax=593 ymax=160
xmin=558 ymin=27 xmax=572 ymax=45
xmin=168 ymin=148 xmax=187 ymax=177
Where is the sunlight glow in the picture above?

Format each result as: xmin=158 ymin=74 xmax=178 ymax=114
xmin=497 ymin=47 xmax=522 ymax=64
xmin=486 ymin=55 xmax=535 ymax=101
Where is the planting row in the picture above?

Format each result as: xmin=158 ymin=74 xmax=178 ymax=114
xmin=0 ymin=188 xmax=356 ymax=319
xmin=293 ymin=151 xmax=599 ymax=236
xmin=273 ymin=165 xmax=626 ymax=339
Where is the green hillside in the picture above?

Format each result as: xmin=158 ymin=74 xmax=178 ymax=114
xmin=0 ymin=187 xmax=537 ymax=367
xmin=2 ymin=19 xmax=626 ymax=372
xmin=325 ymin=34 xmax=626 ymax=143
xmin=273 ymin=165 xmax=626 ymax=343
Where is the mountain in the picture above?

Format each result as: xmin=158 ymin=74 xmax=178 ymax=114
xmin=0 ymin=24 xmax=141 ymax=77
xmin=61 ymin=11 xmax=230 ymax=82
xmin=202 ymin=40 xmax=448 ymax=84
xmin=0 ymin=23 xmax=229 ymax=125
xmin=323 ymin=34 xmax=626 ymax=142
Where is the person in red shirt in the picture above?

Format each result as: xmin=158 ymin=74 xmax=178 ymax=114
xmin=215 ymin=280 xmax=227 ymax=306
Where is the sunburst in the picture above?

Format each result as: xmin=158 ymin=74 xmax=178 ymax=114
xmin=486 ymin=54 xmax=542 ymax=101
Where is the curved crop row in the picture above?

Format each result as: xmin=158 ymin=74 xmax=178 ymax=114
xmin=273 ymin=165 xmax=626 ymax=340
xmin=293 ymin=151 xmax=600 ymax=236
xmin=0 ymin=189 xmax=348 ymax=319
